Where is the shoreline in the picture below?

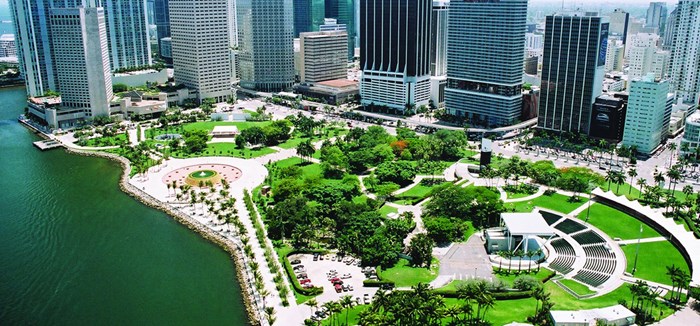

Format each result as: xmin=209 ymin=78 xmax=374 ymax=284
xmin=62 ymin=146 xmax=261 ymax=326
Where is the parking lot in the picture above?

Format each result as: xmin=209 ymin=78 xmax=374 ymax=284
xmin=288 ymin=253 xmax=379 ymax=308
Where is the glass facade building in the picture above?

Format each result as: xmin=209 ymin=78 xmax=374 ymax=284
xmin=237 ymin=0 xmax=295 ymax=92
xmin=537 ymin=13 xmax=608 ymax=135
xmin=154 ymin=0 xmax=170 ymax=62
xmin=293 ymin=0 xmax=325 ymax=37
xmin=444 ymin=0 xmax=528 ymax=127
xmin=325 ymin=0 xmax=355 ymax=60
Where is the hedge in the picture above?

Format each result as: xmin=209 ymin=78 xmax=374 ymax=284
xmin=363 ymin=279 xmax=396 ymax=288
xmin=282 ymin=249 xmax=328 ymax=296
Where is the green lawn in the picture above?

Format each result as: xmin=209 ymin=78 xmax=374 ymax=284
xmin=507 ymin=193 xmax=588 ymax=214
xmin=378 ymin=204 xmax=399 ymax=218
xmin=381 ymin=258 xmax=439 ymax=288
xmin=321 ymin=304 xmax=370 ymax=326
xmin=506 ymin=189 xmax=535 ymax=200
xmin=576 ymin=203 xmax=661 ymax=240
xmin=169 ymin=142 xmax=276 ymax=159
xmin=277 ymin=136 xmax=310 ymax=149
xmin=621 ymin=241 xmax=690 ymax=285
xmin=181 ymin=120 xmax=271 ymax=133
xmin=82 ymin=133 xmax=127 ymax=147
xmin=607 ymin=183 xmax=641 ymax=200
xmin=394 ymin=181 xmax=451 ymax=204
xmin=558 ymin=278 xmax=597 ymax=296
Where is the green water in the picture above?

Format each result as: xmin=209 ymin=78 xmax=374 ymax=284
xmin=0 ymin=87 xmax=250 ymax=325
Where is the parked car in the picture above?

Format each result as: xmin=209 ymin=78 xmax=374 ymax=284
xmin=341 ymin=273 xmax=352 ymax=279
xmin=335 ymin=284 xmax=343 ymax=293
xmin=313 ymin=254 xmax=319 ymax=261
xmin=330 ymin=277 xmax=341 ymax=283
xmin=302 ymin=283 xmax=314 ymax=289
xmin=355 ymin=297 xmax=362 ymax=304
xmin=290 ymin=259 xmax=301 ymax=265
xmin=348 ymin=285 xmax=354 ymax=291
xmin=297 ymin=273 xmax=307 ymax=279
xmin=342 ymin=284 xmax=349 ymax=292
xmin=299 ymin=278 xmax=311 ymax=284
xmin=363 ymin=294 xmax=370 ymax=304
xmin=345 ymin=259 xmax=354 ymax=265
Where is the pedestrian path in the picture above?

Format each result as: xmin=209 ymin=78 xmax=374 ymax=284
xmin=504 ymin=187 xmax=546 ymax=203
xmin=617 ymin=236 xmax=668 ymax=245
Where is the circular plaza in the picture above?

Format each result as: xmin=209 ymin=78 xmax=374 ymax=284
xmin=162 ymin=164 xmax=243 ymax=187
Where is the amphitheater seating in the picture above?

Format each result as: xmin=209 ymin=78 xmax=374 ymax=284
xmin=540 ymin=211 xmax=564 ymax=225
xmin=554 ymin=219 xmax=588 ymax=234
xmin=549 ymin=238 xmax=576 ymax=274
xmin=572 ymin=230 xmax=605 ymax=245
xmin=573 ymin=269 xmax=611 ymax=287
xmin=583 ymin=245 xmax=615 ymax=260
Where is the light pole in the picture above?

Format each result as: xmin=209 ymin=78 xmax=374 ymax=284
xmin=632 ymin=223 xmax=643 ymax=275
xmin=584 ymin=182 xmax=594 ymax=225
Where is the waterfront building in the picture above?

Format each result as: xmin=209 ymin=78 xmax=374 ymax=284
xmin=646 ymin=2 xmax=668 ymax=35
xmin=49 ymin=7 xmax=112 ymax=123
xmin=325 ymin=0 xmax=356 ymax=60
xmin=154 ymin=0 xmax=171 ymax=63
xmin=0 ymin=34 xmax=16 ymax=57
xmin=237 ymin=0 xmax=295 ymax=92
xmin=444 ymin=0 xmax=528 ymax=127
xmin=537 ymin=12 xmax=608 ymax=135
xmin=622 ymin=74 xmax=673 ymax=155
xmin=359 ymin=0 xmax=432 ymax=111
xmin=102 ymin=0 xmax=151 ymax=70
xmin=294 ymin=0 xmax=325 ymax=37
xmin=668 ymin=0 xmax=700 ymax=108
xmin=430 ymin=0 xmax=449 ymax=108
xmin=299 ymin=31 xmax=348 ymax=84
xmin=608 ymin=8 xmax=629 ymax=43
xmin=170 ymin=0 xmax=232 ymax=101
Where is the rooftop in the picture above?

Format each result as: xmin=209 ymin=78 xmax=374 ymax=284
xmin=550 ymin=304 xmax=635 ymax=324
xmin=317 ymin=79 xmax=358 ymax=89
xmin=501 ymin=211 xmax=555 ymax=236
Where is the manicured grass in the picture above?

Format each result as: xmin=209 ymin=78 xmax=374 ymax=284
xmin=395 ymin=181 xmax=450 ymax=200
xmin=272 ymin=157 xmax=304 ymax=169
xmin=277 ymin=136 xmax=310 ymax=149
xmin=492 ymin=267 xmax=552 ymax=285
xmin=506 ymin=189 xmax=534 ymax=200
xmin=576 ymin=203 xmax=661 ymax=240
xmin=621 ymin=241 xmax=690 ymax=285
xmin=507 ymin=193 xmax=588 ymax=214
xmin=381 ymin=258 xmax=439 ymax=288
xmin=378 ymin=204 xmax=399 ymax=218
xmin=462 ymin=221 xmax=476 ymax=242
xmin=608 ymin=183 xmax=641 ymax=200
xmin=82 ymin=133 xmax=127 ymax=147
xmin=181 ymin=120 xmax=271 ymax=133
xmin=558 ymin=278 xmax=597 ymax=296
xmin=169 ymin=142 xmax=276 ymax=159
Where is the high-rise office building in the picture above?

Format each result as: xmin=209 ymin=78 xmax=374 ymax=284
xmin=537 ymin=12 xmax=609 ymax=134
xmin=102 ymin=1 xmax=151 ymax=70
xmin=294 ymin=0 xmax=325 ymax=37
xmin=430 ymin=0 xmax=449 ymax=108
xmin=608 ymin=8 xmax=629 ymax=43
xmin=154 ymin=0 xmax=170 ymax=62
xmin=669 ymin=0 xmax=700 ymax=106
xmin=325 ymin=0 xmax=355 ymax=60
xmin=605 ymin=39 xmax=625 ymax=72
xmin=170 ymin=0 xmax=232 ymax=101
xmin=622 ymin=74 xmax=673 ymax=154
xmin=646 ymin=2 xmax=668 ymax=35
xmin=444 ymin=0 xmax=527 ymax=127
xmin=10 ymin=0 xmax=151 ymax=97
xmin=662 ymin=8 xmax=677 ymax=50
xmin=319 ymin=18 xmax=347 ymax=32
xmin=49 ymin=7 xmax=112 ymax=116
xmin=359 ymin=0 xmax=432 ymax=111
xmin=627 ymin=34 xmax=669 ymax=81
xmin=299 ymin=31 xmax=348 ymax=83
xmin=237 ymin=0 xmax=295 ymax=92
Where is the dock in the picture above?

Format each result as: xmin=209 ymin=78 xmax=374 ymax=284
xmin=33 ymin=139 xmax=63 ymax=151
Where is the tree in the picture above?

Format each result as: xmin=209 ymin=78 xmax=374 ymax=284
xmin=340 ymin=295 xmax=354 ymax=326
xmin=409 ymin=233 xmax=434 ymax=268
xmin=628 ymin=168 xmax=638 ymax=195
xmin=636 ymin=178 xmax=647 ymax=198
xmin=296 ymin=139 xmax=315 ymax=162
xmin=424 ymin=217 xmax=463 ymax=244
xmin=182 ymin=129 xmax=209 ymax=153
xmin=425 ymin=184 xmax=505 ymax=228
xmin=239 ymin=126 xmax=267 ymax=147
xmin=113 ymin=83 xmax=129 ymax=93
xmin=374 ymin=161 xmax=417 ymax=187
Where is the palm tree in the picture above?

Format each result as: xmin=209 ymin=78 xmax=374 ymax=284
xmin=628 ymin=168 xmax=638 ymax=195
xmin=264 ymin=306 xmax=276 ymax=325
xmin=666 ymin=265 xmax=681 ymax=301
xmin=371 ymin=289 xmax=390 ymax=313
xmin=340 ymin=295 xmax=354 ymax=326
xmin=637 ymin=178 xmax=647 ymax=198
xmin=613 ymin=171 xmax=626 ymax=194
xmin=306 ymin=298 xmax=318 ymax=316
xmin=653 ymin=168 xmax=665 ymax=187
xmin=668 ymin=142 xmax=678 ymax=167
xmin=534 ymin=248 xmax=544 ymax=272
xmin=532 ymin=286 xmax=548 ymax=316
xmin=605 ymin=169 xmax=615 ymax=191
xmin=322 ymin=301 xmax=336 ymax=326
xmin=667 ymin=166 xmax=682 ymax=195
xmin=514 ymin=249 xmax=524 ymax=272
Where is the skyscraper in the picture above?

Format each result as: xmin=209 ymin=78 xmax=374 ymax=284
xmin=646 ymin=2 xmax=668 ymax=35
xmin=444 ymin=0 xmax=528 ymax=127
xmin=294 ymin=0 xmax=325 ymax=37
xmin=237 ymin=0 xmax=295 ymax=92
xmin=662 ymin=8 xmax=677 ymax=50
xmin=325 ymin=0 xmax=355 ymax=60
xmin=622 ymin=74 xmax=673 ymax=155
xmin=10 ymin=0 xmax=151 ymax=97
xmin=669 ymin=0 xmax=700 ymax=106
xmin=102 ymin=1 xmax=151 ymax=70
xmin=430 ymin=0 xmax=449 ymax=108
xmin=153 ymin=0 xmax=171 ymax=62
xmin=537 ymin=12 xmax=609 ymax=134
xmin=170 ymin=0 xmax=232 ymax=101
xmin=49 ymin=6 xmax=112 ymax=116
xmin=608 ymin=8 xmax=629 ymax=43
xmin=359 ymin=0 xmax=432 ymax=111
xmin=299 ymin=31 xmax=348 ymax=83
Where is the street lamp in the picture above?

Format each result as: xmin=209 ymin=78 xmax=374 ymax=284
xmin=632 ymin=223 xmax=643 ymax=275
xmin=584 ymin=182 xmax=595 ymax=225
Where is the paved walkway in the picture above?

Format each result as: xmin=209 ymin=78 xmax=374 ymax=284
xmin=434 ymin=235 xmax=494 ymax=284
xmin=617 ymin=237 xmax=668 ymax=245
xmin=504 ymin=186 xmax=546 ymax=203
xmin=653 ymin=300 xmax=700 ymax=325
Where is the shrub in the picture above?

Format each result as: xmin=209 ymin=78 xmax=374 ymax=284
xmin=514 ymin=275 xmax=540 ymax=291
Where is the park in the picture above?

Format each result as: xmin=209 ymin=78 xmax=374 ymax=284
xmin=57 ymin=96 xmax=700 ymax=326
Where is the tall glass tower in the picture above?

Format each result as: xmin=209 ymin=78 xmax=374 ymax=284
xmin=537 ymin=12 xmax=608 ymax=134
xmin=444 ymin=0 xmax=528 ymax=127
xmin=293 ymin=0 xmax=325 ymax=37
xmin=669 ymin=0 xmax=700 ymax=108
xmin=154 ymin=0 xmax=170 ymax=62
xmin=325 ymin=0 xmax=355 ymax=60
